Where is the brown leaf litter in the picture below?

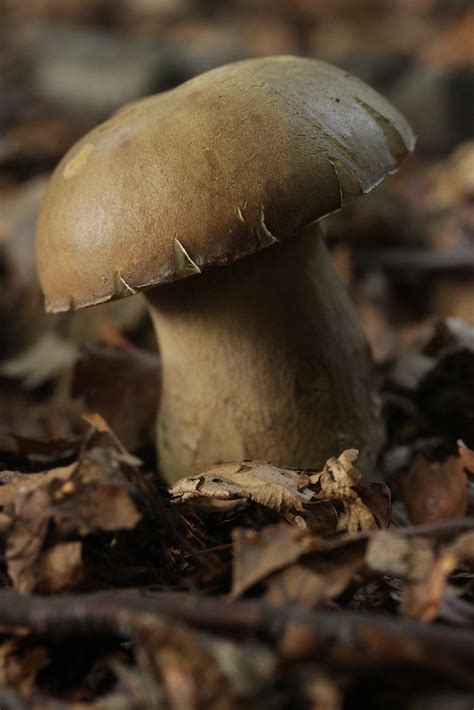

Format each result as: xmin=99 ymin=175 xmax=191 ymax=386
xmin=171 ymin=449 xmax=390 ymax=535
xmin=0 ymin=447 xmax=141 ymax=593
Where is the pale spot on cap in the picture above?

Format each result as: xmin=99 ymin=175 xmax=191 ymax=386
xmin=63 ymin=143 xmax=95 ymax=180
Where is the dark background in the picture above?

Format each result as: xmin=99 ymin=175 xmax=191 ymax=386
xmin=0 ymin=0 xmax=473 ymax=444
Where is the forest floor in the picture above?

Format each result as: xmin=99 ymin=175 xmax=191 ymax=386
xmin=0 ymin=1 xmax=473 ymax=708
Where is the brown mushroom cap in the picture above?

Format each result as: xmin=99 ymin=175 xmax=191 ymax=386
xmin=36 ymin=55 xmax=415 ymax=313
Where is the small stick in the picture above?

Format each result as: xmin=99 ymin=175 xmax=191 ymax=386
xmin=0 ymin=589 xmax=472 ymax=687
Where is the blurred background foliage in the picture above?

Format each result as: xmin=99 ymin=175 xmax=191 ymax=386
xmin=0 ymin=0 xmax=472 ymax=447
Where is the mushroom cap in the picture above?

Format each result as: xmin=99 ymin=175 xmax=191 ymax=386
xmin=36 ymin=55 xmax=415 ymax=313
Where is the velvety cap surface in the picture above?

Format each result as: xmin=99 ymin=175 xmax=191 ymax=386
xmin=36 ymin=55 xmax=415 ymax=312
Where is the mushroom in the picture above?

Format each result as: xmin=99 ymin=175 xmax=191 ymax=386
xmin=36 ymin=56 xmax=415 ymax=482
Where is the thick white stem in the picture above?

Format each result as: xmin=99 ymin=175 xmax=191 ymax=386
xmin=146 ymin=226 xmax=383 ymax=483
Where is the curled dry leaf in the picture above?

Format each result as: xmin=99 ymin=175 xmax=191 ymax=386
xmin=0 ymin=448 xmax=141 ymax=592
xmin=310 ymin=449 xmax=388 ymax=534
xmin=171 ymin=451 xmax=389 ymax=534
xmin=171 ymin=460 xmax=313 ymax=518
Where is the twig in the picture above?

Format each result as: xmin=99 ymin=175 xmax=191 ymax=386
xmin=0 ymin=589 xmax=473 ymax=687
xmin=354 ymin=248 xmax=474 ymax=273
xmin=393 ymin=517 xmax=474 ymax=538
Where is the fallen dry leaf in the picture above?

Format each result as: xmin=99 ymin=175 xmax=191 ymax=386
xmin=0 ymin=463 xmax=76 ymax=507
xmin=264 ymin=564 xmax=329 ymax=609
xmin=403 ymin=550 xmax=458 ymax=623
xmin=1 ymin=4 xmax=474 ymax=707
xmin=0 ymin=448 xmax=141 ymax=592
xmin=36 ymin=542 xmax=84 ymax=593
xmin=133 ymin=619 xmax=234 ymax=710
xmin=402 ymin=526 xmax=474 ymax=624
xmin=52 ymin=447 xmax=142 ymax=534
xmin=231 ymin=523 xmax=317 ymax=598
xmin=171 ymin=451 xmax=389 ymax=535
xmin=5 ymin=487 xmax=52 ymax=593
xmin=171 ymin=460 xmax=313 ymax=520
xmin=74 ymin=345 xmax=160 ymax=452
xmin=366 ymin=524 xmax=474 ymax=624
xmin=265 ymin=557 xmax=361 ymax=611
xmin=310 ymin=450 xmax=385 ymax=534
xmin=0 ymin=639 xmax=49 ymax=697
xmin=399 ymin=454 xmax=468 ymax=524
xmin=365 ymin=530 xmax=435 ymax=582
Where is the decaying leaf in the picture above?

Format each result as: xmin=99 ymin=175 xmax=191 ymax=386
xmin=231 ymin=521 xmax=369 ymax=604
xmin=231 ymin=523 xmax=317 ymax=598
xmin=403 ymin=550 xmax=458 ymax=623
xmin=1 ymin=3 xmax=474 ymax=708
xmin=0 ymin=447 xmax=141 ymax=592
xmin=73 ymin=345 xmax=160 ymax=452
xmin=310 ymin=450 xmax=388 ymax=534
xmin=131 ymin=618 xmax=235 ymax=710
xmin=265 ymin=558 xmax=362 ymax=610
xmin=0 ymin=463 xmax=76 ymax=508
xmin=365 ymin=530 xmax=435 ymax=582
xmin=170 ymin=460 xmax=313 ymax=517
xmin=49 ymin=447 xmax=142 ymax=534
xmin=36 ymin=542 xmax=84 ymax=593
xmin=5 ymin=487 xmax=52 ymax=593
xmin=403 ymin=528 xmax=474 ymax=623
xmin=399 ymin=453 xmax=468 ymax=524
xmin=365 ymin=525 xmax=474 ymax=624
xmin=0 ymin=640 xmax=49 ymax=697
xmin=171 ymin=451 xmax=389 ymax=534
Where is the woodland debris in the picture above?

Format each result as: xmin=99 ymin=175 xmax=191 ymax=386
xmin=0 ymin=2 xmax=473 ymax=707
xmin=171 ymin=451 xmax=390 ymax=534
xmin=0 ymin=589 xmax=472 ymax=689
xmin=72 ymin=344 xmax=160 ymax=452
xmin=399 ymin=449 xmax=469 ymax=524
xmin=0 ymin=447 xmax=141 ymax=593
